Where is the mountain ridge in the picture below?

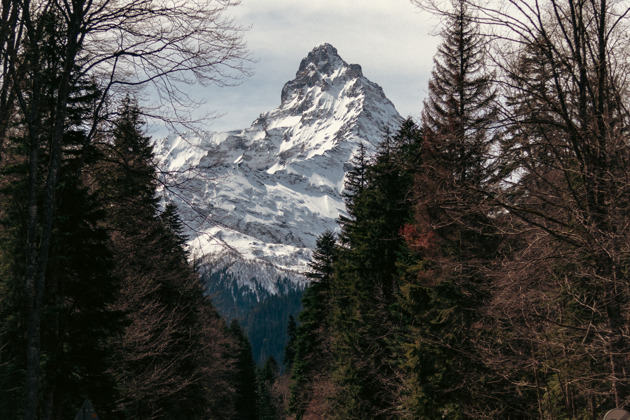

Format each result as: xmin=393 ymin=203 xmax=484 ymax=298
xmin=155 ymin=43 xmax=403 ymax=296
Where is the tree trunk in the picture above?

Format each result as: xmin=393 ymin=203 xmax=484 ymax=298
xmin=24 ymin=4 xmax=82 ymax=417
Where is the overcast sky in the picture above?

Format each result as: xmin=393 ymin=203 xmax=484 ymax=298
xmin=168 ymin=0 xmax=442 ymax=134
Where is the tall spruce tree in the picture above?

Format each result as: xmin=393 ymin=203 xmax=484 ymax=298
xmin=256 ymin=356 xmax=282 ymax=420
xmin=422 ymin=0 xmax=496 ymax=188
xmin=0 ymin=17 xmax=124 ymax=417
xmin=288 ymin=231 xmax=337 ymax=419
xmin=39 ymin=168 xmax=122 ymax=420
xmin=324 ymin=125 xmax=419 ymax=419
xmin=0 ymin=157 xmax=29 ymax=417
xmin=0 ymin=153 xmax=123 ymax=420
xmin=228 ymin=320 xmax=258 ymax=420
xmin=398 ymin=1 xmax=500 ymax=417
xmin=93 ymin=99 xmax=238 ymax=419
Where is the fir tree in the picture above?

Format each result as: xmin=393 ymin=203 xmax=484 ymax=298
xmin=398 ymin=1 xmax=500 ymax=417
xmin=256 ymin=357 xmax=282 ymax=420
xmin=289 ymin=231 xmax=336 ymax=419
xmin=229 ymin=320 xmax=259 ymax=420
xmin=324 ymin=124 xmax=420 ymax=419
xmin=39 ymin=169 xmax=122 ymax=419
xmin=94 ymin=99 xmax=238 ymax=419
xmin=338 ymin=142 xmax=369 ymax=246
xmin=422 ymin=0 xmax=496 ymax=187
xmin=284 ymin=315 xmax=298 ymax=371
xmin=0 ymin=18 xmax=122 ymax=416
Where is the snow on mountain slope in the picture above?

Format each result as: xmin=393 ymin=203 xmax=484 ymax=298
xmin=154 ymin=43 xmax=403 ymax=295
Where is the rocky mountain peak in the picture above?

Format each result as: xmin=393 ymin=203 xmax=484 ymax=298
xmin=298 ymin=43 xmax=357 ymax=75
xmin=281 ymin=43 xmax=363 ymax=104
xmin=154 ymin=43 xmax=403 ymax=371
xmin=155 ymin=44 xmax=402 ymax=295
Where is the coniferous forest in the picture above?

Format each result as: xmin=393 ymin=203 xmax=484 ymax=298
xmin=0 ymin=1 xmax=255 ymax=419
xmin=3 ymin=0 xmax=630 ymax=419
xmin=284 ymin=0 xmax=630 ymax=418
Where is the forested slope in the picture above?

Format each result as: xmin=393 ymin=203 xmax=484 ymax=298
xmin=285 ymin=0 xmax=630 ymax=418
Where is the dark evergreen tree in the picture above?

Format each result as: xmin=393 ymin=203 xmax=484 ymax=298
xmin=397 ymin=1 xmax=500 ymax=417
xmin=237 ymin=285 xmax=304 ymax=367
xmin=324 ymin=124 xmax=420 ymax=419
xmin=256 ymin=357 xmax=282 ymax=420
xmin=288 ymin=231 xmax=337 ymax=419
xmin=0 ymin=15 xmax=123 ymax=417
xmin=284 ymin=315 xmax=298 ymax=370
xmin=229 ymin=320 xmax=259 ymax=420
xmin=0 ymin=162 xmax=28 ymax=418
xmin=422 ymin=0 xmax=496 ymax=188
xmin=339 ymin=142 xmax=369 ymax=230
xmin=39 ymin=169 xmax=122 ymax=420
xmin=14 ymin=12 xmax=95 ymax=417
xmin=160 ymin=202 xmax=190 ymax=255
xmin=93 ymin=99 xmax=238 ymax=419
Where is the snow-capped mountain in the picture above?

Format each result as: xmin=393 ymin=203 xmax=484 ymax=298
xmin=154 ymin=43 xmax=402 ymax=295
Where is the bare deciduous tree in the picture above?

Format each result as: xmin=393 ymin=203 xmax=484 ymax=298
xmin=413 ymin=0 xmax=630 ymax=414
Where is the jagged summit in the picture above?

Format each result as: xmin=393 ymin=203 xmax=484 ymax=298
xmin=154 ymin=44 xmax=402 ymax=295
xmin=281 ymin=43 xmax=364 ymax=104
xmin=298 ymin=43 xmax=361 ymax=76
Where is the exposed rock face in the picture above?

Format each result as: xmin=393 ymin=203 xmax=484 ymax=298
xmin=154 ymin=43 xmax=402 ymax=295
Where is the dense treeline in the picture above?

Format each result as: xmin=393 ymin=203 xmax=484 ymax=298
xmin=0 ymin=90 xmax=254 ymax=418
xmin=0 ymin=0 xmax=255 ymax=418
xmin=287 ymin=0 xmax=630 ymax=418
xmin=205 ymin=268 xmax=304 ymax=366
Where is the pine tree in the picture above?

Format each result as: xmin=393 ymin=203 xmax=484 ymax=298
xmin=0 ymin=16 xmax=122 ymax=416
xmin=417 ymin=0 xmax=497 ymax=256
xmin=284 ymin=315 xmax=298 ymax=371
xmin=39 ymin=168 xmax=122 ymax=420
xmin=257 ymin=357 xmax=282 ymax=420
xmin=338 ymin=142 xmax=369 ymax=246
xmin=14 ymin=12 xmax=94 ymax=416
xmin=422 ymin=0 xmax=496 ymax=188
xmin=0 ymin=153 xmax=33 ymax=418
